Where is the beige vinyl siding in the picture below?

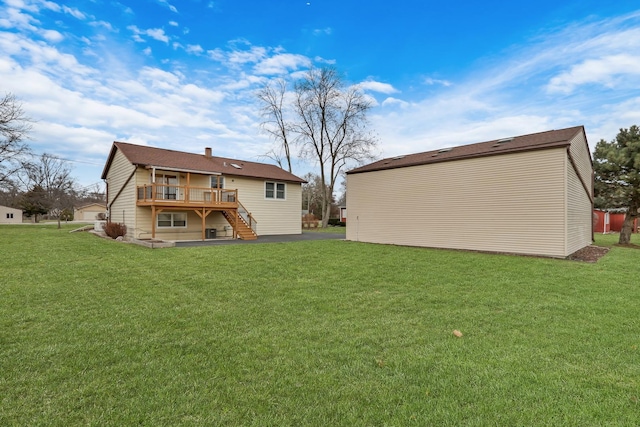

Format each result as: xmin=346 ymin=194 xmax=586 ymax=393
xmin=230 ymin=175 xmax=302 ymax=235
xmin=106 ymin=150 xmax=137 ymax=234
xmin=137 ymin=210 xmax=230 ymax=240
xmin=566 ymin=160 xmax=593 ymax=254
xmin=568 ymin=131 xmax=593 ymax=196
xmin=347 ymin=148 xmax=568 ymax=257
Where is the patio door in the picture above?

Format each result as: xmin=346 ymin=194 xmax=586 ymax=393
xmin=160 ymin=174 xmax=178 ymax=200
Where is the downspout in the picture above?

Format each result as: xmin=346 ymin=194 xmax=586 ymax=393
xmin=103 ymin=179 xmax=109 ymax=219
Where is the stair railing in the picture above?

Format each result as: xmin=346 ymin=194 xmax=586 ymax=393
xmin=237 ymin=201 xmax=257 ymax=235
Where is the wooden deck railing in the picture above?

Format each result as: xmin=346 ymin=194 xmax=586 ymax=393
xmin=136 ymin=184 xmax=238 ymax=206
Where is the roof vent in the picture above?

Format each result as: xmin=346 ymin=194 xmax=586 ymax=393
xmin=432 ymin=147 xmax=453 ymax=156
xmin=391 ymin=155 xmax=406 ymax=160
xmin=496 ymin=137 xmax=514 ymax=143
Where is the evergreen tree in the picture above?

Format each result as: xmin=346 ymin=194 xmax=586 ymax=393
xmin=593 ymin=125 xmax=640 ymax=244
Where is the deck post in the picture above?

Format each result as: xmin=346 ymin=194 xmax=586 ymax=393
xmin=234 ymin=208 xmax=238 ymax=239
xmin=202 ymin=208 xmax=206 ymax=241
xmin=151 ymin=205 xmax=156 ymax=239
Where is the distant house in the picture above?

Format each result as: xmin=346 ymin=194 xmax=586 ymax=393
xmin=0 ymin=205 xmax=22 ymax=224
xmin=594 ymin=209 xmax=638 ymax=234
xmin=339 ymin=206 xmax=347 ymax=223
xmin=101 ymin=142 xmax=305 ymax=241
xmin=74 ymin=203 xmax=106 ymax=221
xmin=346 ymin=126 xmax=594 ymax=258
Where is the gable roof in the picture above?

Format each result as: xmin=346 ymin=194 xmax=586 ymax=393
xmin=101 ymin=142 xmax=305 ymax=183
xmin=347 ymin=126 xmax=586 ymax=175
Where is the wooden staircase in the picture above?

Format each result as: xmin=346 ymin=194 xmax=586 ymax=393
xmin=222 ymin=209 xmax=257 ymax=240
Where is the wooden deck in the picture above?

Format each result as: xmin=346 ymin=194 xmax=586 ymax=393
xmin=136 ymin=184 xmax=238 ymax=209
xmin=136 ymin=184 xmax=257 ymax=240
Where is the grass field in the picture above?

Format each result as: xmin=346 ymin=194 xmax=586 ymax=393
xmin=1 ymin=225 xmax=638 ymax=426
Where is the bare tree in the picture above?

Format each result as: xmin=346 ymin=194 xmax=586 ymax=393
xmin=0 ymin=93 xmax=32 ymax=186
xmin=302 ymin=172 xmax=324 ymax=216
xmin=257 ymin=79 xmax=293 ymax=172
xmin=292 ymin=67 xmax=377 ymax=227
xmin=21 ymin=154 xmax=76 ymax=228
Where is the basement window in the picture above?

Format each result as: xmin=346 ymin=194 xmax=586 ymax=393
xmin=157 ymin=212 xmax=187 ymax=228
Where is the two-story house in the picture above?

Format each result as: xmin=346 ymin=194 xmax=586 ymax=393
xmin=101 ymin=142 xmax=305 ymax=241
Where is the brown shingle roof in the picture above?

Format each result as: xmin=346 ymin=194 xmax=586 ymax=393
xmin=347 ymin=126 xmax=586 ymax=175
xmin=101 ymin=142 xmax=305 ymax=183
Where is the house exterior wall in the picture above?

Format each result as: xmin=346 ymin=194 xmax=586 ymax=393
xmin=566 ymin=159 xmax=593 ymax=254
xmin=568 ymin=131 xmax=593 ymax=195
xmin=106 ymin=150 xmax=137 ymax=234
xmin=0 ymin=205 xmax=22 ymax=224
xmin=565 ymin=131 xmax=594 ymax=254
xmin=230 ymin=175 xmax=302 ymax=235
xmin=346 ymin=148 xmax=571 ymax=257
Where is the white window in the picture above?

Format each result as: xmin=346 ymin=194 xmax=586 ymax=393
xmin=157 ymin=212 xmax=187 ymax=228
xmin=265 ymin=182 xmax=285 ymax=200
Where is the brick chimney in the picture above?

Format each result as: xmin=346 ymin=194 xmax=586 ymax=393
xmin=204 ymin=147 xmax=212 ymax=157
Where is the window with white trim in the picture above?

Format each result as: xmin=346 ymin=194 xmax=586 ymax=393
xmin=157 ymin=212 xmax=187 ymax=228
xmin=265 ymin=181 xmax=285 ymax=200
xmin=211 ymin=176 xmax=224 ymax=188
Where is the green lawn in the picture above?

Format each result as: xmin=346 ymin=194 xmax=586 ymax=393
xmin=1 ymin=225 xmax=638 ymax=426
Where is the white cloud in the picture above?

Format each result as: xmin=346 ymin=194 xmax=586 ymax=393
xmin=89 ymin=21 xmax=115 ymax=31
xmin=313 ymin=27 xmax=332 ymax=36
xmin=381 ymin=97 xmax=410 ymax=108
xmin=127 ymin=26 xmax=170 ymax=43
xmin=158 ymin=0 xmax=178 ymax=13
xmin=186 ymin=44 xmax=204 ymax=55
xmin=169 ymin=21 xmax=179 ymax=27
xmin=424 ymin=77 xmax=452 ymax=87
xmin=359 ymin=80 xmax=398 ymax=94
xmin=0 ymin=6 xmax=39 ymax=31
xmin=547 ymin=54 xmax=640 ymax=93
xmin=62 ymin=5 xmax=86 ymax=20
xmin=253 ymin=53 xmax=310 ymax=75
xmin=41 ymin=29 xmax=63 ymax=42
xmin=227 ymin=46 xmax=268 ymax=65
xmin=145 ymin=28 xmax=169 ymax=43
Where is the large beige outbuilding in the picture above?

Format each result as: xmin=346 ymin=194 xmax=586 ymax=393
xmin=346 ymin=126 xmax=593 ymax=258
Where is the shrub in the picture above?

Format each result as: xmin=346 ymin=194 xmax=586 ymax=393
xmin=302 ymin=213 xmax=320 ymax=228
xmin=327 ymin=219 xmax=345 ymax=227
xmin=96 ymin=212 xmax=106 ymax=220
xmin=104 ymin=222 xmax=127 ymax=239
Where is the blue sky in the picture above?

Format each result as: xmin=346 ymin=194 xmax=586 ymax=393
xmin=1 ymin=0 xmax=640 ymax=189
